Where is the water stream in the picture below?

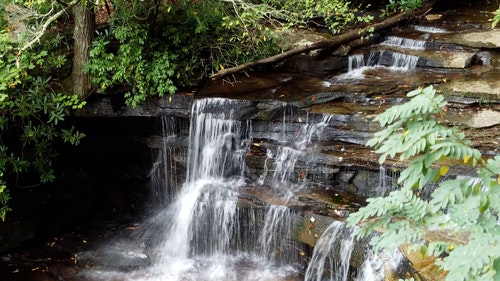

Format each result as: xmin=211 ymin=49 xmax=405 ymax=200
xmin=261 ymin=114 xmax=333 ymax=198
xmin=83 ymin=98 xmax=397 ymax=281
xmin=331 ymin=35 xmax=424 ymax=83
xmin=304 ymin=221 xmax=356 ymax=281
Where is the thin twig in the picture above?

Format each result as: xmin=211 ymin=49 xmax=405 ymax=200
xmin=16 ymin=0 xmax=82 ymax=67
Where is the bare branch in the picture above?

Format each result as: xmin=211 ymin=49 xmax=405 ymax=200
xmin=210 ymin=5 xmax=431 ymax=80
xmin=16 ymin=0 xmax=82 ymax=67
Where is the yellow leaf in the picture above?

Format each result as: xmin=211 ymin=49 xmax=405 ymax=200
xmin=497 ymin=175 xmax=500 ymax=184
xmin=263 ymin=35 xmax=267 ymax=41
xmin=219 ymin=64 xmax=224 ymax=70
xmin=439 ymin=166 xmax=449 ymax=176
xmin=404 ymin=130 xmax=410 ymax=136
xmin=440 ymin=154 xmax=447 ymax=162
xmin=464 ymin=154 xmax=471 ymax=164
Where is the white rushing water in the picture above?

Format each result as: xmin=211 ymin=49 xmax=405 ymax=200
xmin=304 ymin=221 xmax=400 ymax=281
xmin=412 ymin=25 xmax=448 ymax=34
xmin=304 ymin=221 xmax=356 ymax=281
xmin=380 ymin=36 xmax=426 ymax=50
xmin=86 ymin=98 xmax=399 ymax=281
xmin=329 ymin=35 xmax=424 ymax=83
xmin=261 ymin=114 xmax=333 ymax=198
xmin=149 ymin=116 xmax=186 ymax=207
xmin=348 ymin=54 xmax=365 ymax=72
xmin=105 ymin=98 xmax=301 ymax=281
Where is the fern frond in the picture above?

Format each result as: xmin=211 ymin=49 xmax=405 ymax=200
xmin=350 ymin=85 xmax=498 ymax=281
xmin=441 ymin=233 xmax=500 ymax=281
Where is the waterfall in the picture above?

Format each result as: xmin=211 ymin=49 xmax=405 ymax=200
xmin=305 ymin=220 xmax=405 ymax=281
xmin=137 ymin=98 xmax=248 ymax=280
xmin=186 ymin=98 xmax=246 ymax=181
xmin=412 ymin=25 xmax=448 ymax=34
xmin=388 ymin=52 xmax=419 ymax=70
xmin=380 ymin=36 xmax=426 ymax=50
xmin=348 ymin=54 xmax=365 ymax=72
xmin=328 ymin=35 xmax=425 ymax=84
xmin=163 ymin=98 xmax=244 ymax=256
xmin=304 ymin=221 xmax=357 ymax=281
xmin=149 ymin=116 xmax=186 ymax=207
xmin=258 ymin=205 xmax=294 ymax=264
xmin=86 ymin=98 xmax=403 ymax=281
xmin=261 ymin=114 xmax=333 ymax=195
xmin=129 ymin=98 xmax=304 ymax=281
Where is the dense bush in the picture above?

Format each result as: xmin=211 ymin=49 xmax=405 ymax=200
xmin=0 ymin=26 xmax=85 ymax=221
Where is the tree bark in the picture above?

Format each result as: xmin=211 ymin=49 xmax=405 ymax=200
xmin=71 ymin=1 xmax=95 ymax=99
xmin=210 ymin=6 xmax=432 ymax=80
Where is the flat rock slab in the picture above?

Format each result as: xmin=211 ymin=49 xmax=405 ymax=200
xmin=438 ymin=77 xmax=500 ymax=100
xmin=444 ymin=30 xmax=500 ymax=49
xmin=464 ymin=109 xmax=500 ymax=128
xmin=417 ymin=50 xmax=477 ymax=68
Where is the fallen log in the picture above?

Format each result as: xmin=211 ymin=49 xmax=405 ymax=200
xmin=210 ymin=6 xmax=432 ymax=80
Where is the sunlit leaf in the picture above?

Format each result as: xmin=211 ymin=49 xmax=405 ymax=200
xmin=464 ymin=154 xmax=471 ymax=164
xmin=439 ymin=166 xmax=449 ymax=176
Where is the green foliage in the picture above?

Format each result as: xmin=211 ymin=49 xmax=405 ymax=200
xmin=0 ymin=13 xmax=85 ymax=220
xmin=86 ymin=0 xmax=283 ymax=106
xmin=0 ymin=177 xmax=12 ymax=221
xmin=86 ymin=21 xmax=177 ymax=107
xmin=493 ymin=6 xmax=500 ymax=29
xmin=259 ymin=0 xmax=374 ymax=33
xmin=381 ymin=0 xmax=423 ymax=17
xmin=85 ymin=0 xmax=378 ymax=105
xmin=347 ymin=85 xmax=500 ymax=280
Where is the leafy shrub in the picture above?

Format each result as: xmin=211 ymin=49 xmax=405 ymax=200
xmin=85 ymin=0 xmax=282 ymax=107
xmin=381 ymin=0 xmax=423 ymax=17
xmin=0 ymin=25 xmax=85 ymax=221
xmin=492 ymin=6 xmax=500 ymax=28
xmin=347 ymin=85 xmax=500 ymax=280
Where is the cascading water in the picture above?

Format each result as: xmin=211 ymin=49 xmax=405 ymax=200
xmin=258 ymin=205 xmax=296 ymax=264
xmin=304 ymin=221 xmax=357 ymax=281
xmin=111 ymin=98 xmax=303 ymax=281
xmin=412 ymin=25 xmax=448 ymax=34
xmin=84 ymin=98 xmax=402 ymax=281
xmin=348 ymin=54 xmax=365 ymax=72
xmin=149 ymin=116 xmax=186 ymax=207
xmin=304 ymin=221 xmax=400 ymax=281
xmin=330 ymin=35 xmax=424 ymax=83
xmin=260 ymin=114 xmax=333 ymax=197
xmin=133 ymin=98 xmax=247 ymax=280
xmin=380 ymin=36 xmax=426 ymax=50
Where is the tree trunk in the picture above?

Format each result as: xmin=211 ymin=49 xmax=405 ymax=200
xmin=210 ymin=6 xmax=432 ymax=80
xmin=71 ymin=1 xmax=95 ymax=99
